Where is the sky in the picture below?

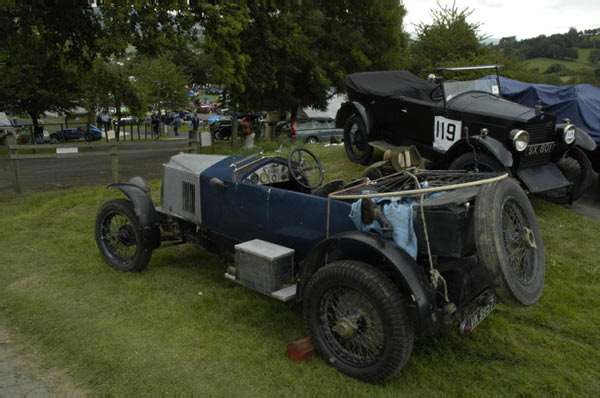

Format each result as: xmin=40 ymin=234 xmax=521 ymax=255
xmin=402 ymin=0 xmax=600 ymax=40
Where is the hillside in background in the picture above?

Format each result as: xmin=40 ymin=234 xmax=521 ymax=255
xmin=495 ymin=28 xmax=599 ymax=85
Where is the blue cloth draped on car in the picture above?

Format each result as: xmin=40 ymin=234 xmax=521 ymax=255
xmin=349 ymin=197 xmax=419 ymax=259
xmin=490 ymin=76 xmax=600 ymax=144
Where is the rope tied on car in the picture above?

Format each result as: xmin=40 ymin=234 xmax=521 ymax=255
xmin=402 ymin=169 xmax=450 ymax=304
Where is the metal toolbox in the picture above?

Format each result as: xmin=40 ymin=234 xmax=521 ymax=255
xmin=234 ymin=239 xmax=294 ymax=295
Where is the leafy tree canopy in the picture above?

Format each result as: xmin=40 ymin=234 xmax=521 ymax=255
xmin=409 ymin=1 xmax=491 ymax=77
xmin=192 ymin=0 xmax=407 ymax=116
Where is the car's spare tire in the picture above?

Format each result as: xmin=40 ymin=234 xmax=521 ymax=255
xmin=474 ymin=178 xmax=544 ymax=307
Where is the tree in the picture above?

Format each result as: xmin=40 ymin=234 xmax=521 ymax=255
xmin=133 ymin=56 xmax=190 ymax=115
xmin=90 ymin=59 xmax=144 ymax=141
xmin=409 ymin=1 xmax=490 ymax=76
xmin=193 ymin=0 xmax=408 ymax=120
xmin=0 ymin=1 xmax=99 ymax=133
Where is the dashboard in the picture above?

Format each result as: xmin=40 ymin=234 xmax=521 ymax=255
xmin=244 ymin=163 xmax=291 ymax=185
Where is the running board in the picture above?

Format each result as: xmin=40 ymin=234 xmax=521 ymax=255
xmin=224 ymin=272 xmax=297 ymax=302
xmin=368 ymin=140 xmax=396 ymax=151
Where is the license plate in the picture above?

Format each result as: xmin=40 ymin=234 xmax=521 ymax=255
xmin=526 ymin=142 xmax=555 ymax=156
xmin=459 ymin=293 xmax=497 ymax=335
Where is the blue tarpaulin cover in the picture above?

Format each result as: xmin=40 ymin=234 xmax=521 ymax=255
xmin=497 ymin=76 xmax=600 ymax=143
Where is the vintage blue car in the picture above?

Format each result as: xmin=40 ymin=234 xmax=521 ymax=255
xmin=50 ymin=124 xmax=102 ymax=143
xmin=94 ymin=148 xmax=545 ymax=383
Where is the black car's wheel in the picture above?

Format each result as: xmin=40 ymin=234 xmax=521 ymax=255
xmin=49 ymin=134 xmax=60 ymax=144
xmin=85 ymin=132 xmax=94 ymax=142
xmin=306 ymin=136 xmax=318 ymax=144
xmin=449 ymin=151 xmax=505 ymax=172
xmin=537 ymin=146 xmax=593 ymax=204
xmin=474 ymin=178 xmax=544 ymax=307
xmin=95 ymin=198 xmax=152 ymax=272
xmin=303 ymin=260 xmax=413 ymax=384
xmin=288 ymin=147 xmax=324 ymax=189
xmin=343 ymin=115 xmax=373 ymax=165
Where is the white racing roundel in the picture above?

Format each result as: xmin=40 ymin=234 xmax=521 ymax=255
xmin=433 ymin=116 xmax=462 ymax=152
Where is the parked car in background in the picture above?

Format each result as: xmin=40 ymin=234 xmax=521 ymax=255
xmin=335 ymin=65 xmax=597 ymax=203
xmin=274 ymin=117 xmax=343 ymax=144
xmin=114 ymin=116 xmax=138 ymax=125
xmin=50 ymin=125 xmax=102 ymax=143
xmin=210 ymin=114 xmax=262 ymax=140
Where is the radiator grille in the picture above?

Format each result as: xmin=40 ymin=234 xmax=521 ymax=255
xmin=182 ymin=181 xmax=196 ymax=214
xmin=519 ymin=120 xmax=555 ymax=168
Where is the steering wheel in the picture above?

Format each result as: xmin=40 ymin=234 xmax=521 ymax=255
xmin=287 ymin=147 xmax=324 ymax=189
xmin=429 ymin=85 xmax=444 ymax=101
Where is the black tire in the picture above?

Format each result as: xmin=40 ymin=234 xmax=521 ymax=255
xmin=537 ymin=146 xmax=593 ymax=204
xmin=474 ymin=178 xmax=544 ymax=307
xmin=306 ymin=136 xmax=318 ymax=144
xmin=85 ymin=132 xmax=94 ymax=142
xmin=343 ymin=115 xmax=373 ymax=165
xmin=95 ymin=198 xmax=152 ymax=272
xmin=449 ymin=151 xmax=505 ymax=172
xmin=303 ymin=260 xmax=413 ymax=383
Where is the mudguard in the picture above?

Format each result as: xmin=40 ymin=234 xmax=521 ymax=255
xmin=575 ymin=127 xmax=597 ymax=151
xmin=442 ymin=135 xmax=513 ymax=169
xmin=470 ymin=135 xmax=513 ymax=167
xmin=108 ymin=179 xmax=161 ymax=250
xmin=299 ymin=231 xmax=440 ymax=336
xmin=336 ymin=101 xmax=374 ymax=134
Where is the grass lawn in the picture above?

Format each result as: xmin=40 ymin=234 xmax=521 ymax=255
xmin=0 ymin=144 xmax=599 ymax=395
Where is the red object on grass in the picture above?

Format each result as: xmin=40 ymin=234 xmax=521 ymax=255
xmin=285 ymin=337 xmax=314 ymax=362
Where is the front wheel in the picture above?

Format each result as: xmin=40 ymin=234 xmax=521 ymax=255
xmin=343 ymin=115 xmax=373 ymax=164
xmin=95 ymin=198 xmax=152 ymax=272
xmin=449 ymin=151 xmax=505 ymax=172
xmin=303 ymin=260 xmax=413 ymax=383
xmin=537 ymin=146 xmax=593 ymax=204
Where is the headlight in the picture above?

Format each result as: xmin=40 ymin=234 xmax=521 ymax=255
xmin=510 ymin=129 xmax=529 ymax=152
xmin=562 ymin=124 xmax=576 ymax=144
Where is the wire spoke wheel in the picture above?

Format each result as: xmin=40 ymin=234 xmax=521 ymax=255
xmin=95 ymin=198 xmax=152 ymax=272
xmin=100 ymin=212 xmax=138 ymax=263
xmin=474 ymin=178 xmax=545 ymax=306
xmin=320 ymin=286 xmax=385 ymax=366
xmin=304 ymin=260 xmax=413 ymax=383
xmin=343 ymin=115 xmax=373 ymax=164
xmin=501 ymin=197 xmax=536 ymax=283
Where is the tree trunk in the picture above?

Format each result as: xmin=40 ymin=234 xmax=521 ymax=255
xmin=231 ymin=116 xmax=239 ymax=151
xmin=290 ymin=105 xmax=299 ymax=122
xmin=29 ymin=112 xmax=40 ymax=144
xmin=115 ymin=107 xmax=121 ymax=142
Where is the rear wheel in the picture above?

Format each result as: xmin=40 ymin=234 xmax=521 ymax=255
xmin=343 ymin=115 xmax=373 ymax=164
xmin=306 ymin=136 xmax=318 ymax=144
xmin=303 ymin=260 xmax=413 ymax=383
xmin=474 ymin=178 xmax=544 ymax=306
xmin=95 ymin=198 xmax=152 ymax=272
xmin=49 ymin=134 xmax=60 ymax=144
xmin=537 ymin=146 xmax=593 ymax=204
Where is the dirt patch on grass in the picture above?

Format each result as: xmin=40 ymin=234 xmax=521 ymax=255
xmin=7 ymin=273 xmax=47 ymax=292
xmin=0 ymin=323 xmax=91 ymax=396
xmin=59 ymin=203 xmax=85 ymax=218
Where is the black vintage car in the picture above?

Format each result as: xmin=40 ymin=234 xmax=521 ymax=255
xmin=335 ymin=65 xmax=597 ymax=201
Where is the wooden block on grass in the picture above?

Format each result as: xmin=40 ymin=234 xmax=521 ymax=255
xmin=286 ymin=337 xmax=314 ymax=362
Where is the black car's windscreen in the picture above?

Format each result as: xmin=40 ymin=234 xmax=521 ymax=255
xmin=345 ymin=71 xmax=438 ymax=102
xmin=443 ymin=76 xmax=500 ymax=102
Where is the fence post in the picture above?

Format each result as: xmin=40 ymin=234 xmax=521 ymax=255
xmin=7 ymin=135 xmax=22 ymax=193
xmin=111 ymin=143 xmax=119 ymax=183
